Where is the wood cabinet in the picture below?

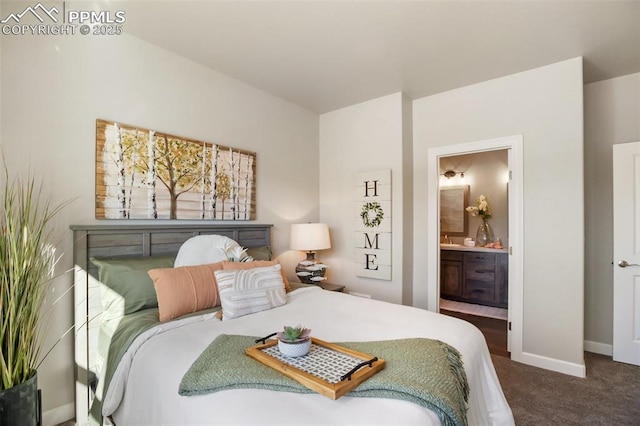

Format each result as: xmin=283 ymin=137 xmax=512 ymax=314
xmin=440 ymin=249 xmax=508 ymax=308
xmin=440 ymin=250 xmax=464 ymax=298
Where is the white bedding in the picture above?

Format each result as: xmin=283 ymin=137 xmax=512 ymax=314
xmin=108 ymin=287 xmax=514 ymax=425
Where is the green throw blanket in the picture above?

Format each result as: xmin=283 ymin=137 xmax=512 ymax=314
xmin=179 ymin=335 xmax=470 ymax=426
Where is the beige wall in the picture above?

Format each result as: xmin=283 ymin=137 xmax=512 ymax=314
xmin=413 ymin=58 xmax=585 ymax=371
xmin=319 ymin=93 xmax=412 ymax=303
xmin=0 ymin=32 xmax=319 ymax=421
xmin=584 ymin=73 xmax=640 ymax=351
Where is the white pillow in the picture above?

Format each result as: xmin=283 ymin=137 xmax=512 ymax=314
xmin=174 ymin=235 xmax=241 ymax=267
xmin=215 ymin=264 xmax=287 ymax=320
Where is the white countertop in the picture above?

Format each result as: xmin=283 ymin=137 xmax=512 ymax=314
xmin=440 ymin=244 xmax=508 ymax=254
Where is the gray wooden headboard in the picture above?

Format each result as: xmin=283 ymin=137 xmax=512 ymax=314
xmin=70 ymin=223 xmax=272 ymax=425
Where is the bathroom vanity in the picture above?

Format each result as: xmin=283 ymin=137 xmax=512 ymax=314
xmin=440 ymin=245 xmax=508 ymax=308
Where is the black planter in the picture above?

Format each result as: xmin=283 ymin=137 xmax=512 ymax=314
xmin=0 ymin=372 xmax=41 ymax=426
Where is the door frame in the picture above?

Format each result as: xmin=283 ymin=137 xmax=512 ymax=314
xmin=427 ymin=134 xmax=523 ymax=359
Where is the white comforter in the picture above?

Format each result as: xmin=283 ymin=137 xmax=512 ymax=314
xmin=108 ymin=287 xmax=514 ymax=425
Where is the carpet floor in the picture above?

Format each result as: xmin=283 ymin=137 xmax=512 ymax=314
xmin=492 ymin=352 xmax=640 ymax=425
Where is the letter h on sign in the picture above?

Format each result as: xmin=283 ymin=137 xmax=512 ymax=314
xmin=355 ymin=170 xmax=391 ymax=280
xmin=364 ymin=180 xmax=379 ymax=197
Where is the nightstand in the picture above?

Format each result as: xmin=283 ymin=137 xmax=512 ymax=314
xmin=318 ymin=282 xmax=346 ymax=292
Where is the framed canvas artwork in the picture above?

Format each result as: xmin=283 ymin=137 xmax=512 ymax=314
xmin=96 ymin=119 xmax=256 ymax=220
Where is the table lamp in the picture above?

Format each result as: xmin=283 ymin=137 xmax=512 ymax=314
xmin=290 ymin=223 xmax=331 ymax=284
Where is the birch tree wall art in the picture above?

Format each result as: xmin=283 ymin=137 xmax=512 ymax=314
xmin=95 ymin=119 xmax=256 ymax=220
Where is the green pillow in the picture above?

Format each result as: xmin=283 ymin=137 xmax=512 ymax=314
xmin=91 ymin=256 xmax=175 ymax=320
xmin=245 ymin=246 xmax=272 ymax=261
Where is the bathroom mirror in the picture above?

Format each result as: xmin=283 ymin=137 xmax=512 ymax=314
xmin=440 ymin=185 xmax=469 ymax=236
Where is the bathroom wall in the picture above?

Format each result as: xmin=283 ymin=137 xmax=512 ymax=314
xmin=440 ymin=150 xmax=509 ymax=246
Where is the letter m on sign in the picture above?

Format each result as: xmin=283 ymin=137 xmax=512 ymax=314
xmin=364 ymin=233 xmax=379 ymax=249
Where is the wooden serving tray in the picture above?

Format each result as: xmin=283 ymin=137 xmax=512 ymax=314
xmin=246 ymin=337 xmax=385 ymax=400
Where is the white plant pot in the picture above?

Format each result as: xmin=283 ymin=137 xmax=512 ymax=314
xmin=278 ymin=339 xmax=311 ymax=357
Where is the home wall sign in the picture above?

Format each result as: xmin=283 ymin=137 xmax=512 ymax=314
xmin=355 ymin=169 xmax=391 ymax=280
xmin=96 ymin=119 xmax=256 ymax=220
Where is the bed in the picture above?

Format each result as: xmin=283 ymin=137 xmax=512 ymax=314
xmin=72 ymin=224 xmax=513 ymax=426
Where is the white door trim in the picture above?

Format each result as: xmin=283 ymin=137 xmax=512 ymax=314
xmin=427 ymin=134 xmax=523 ymax=360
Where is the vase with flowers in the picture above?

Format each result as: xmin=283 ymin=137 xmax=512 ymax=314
xmin=466 ymin=194 xmax=495 ymax=247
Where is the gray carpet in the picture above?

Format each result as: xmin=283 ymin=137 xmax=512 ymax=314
xmin=492 ymin=352 xmax=640 ymax=425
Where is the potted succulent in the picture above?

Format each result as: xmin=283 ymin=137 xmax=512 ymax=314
xmin=0 ymin=167 xmax=68 ymax=426
xmin=276 ymin=325 xmax=312 ymax=357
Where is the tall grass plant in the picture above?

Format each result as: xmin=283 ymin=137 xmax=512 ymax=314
xmin=0 ymin=167 xmax=67 ymax=390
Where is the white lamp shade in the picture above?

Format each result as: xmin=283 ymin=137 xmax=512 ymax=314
xmin=290 ymin=223 xmax=331 ymax=251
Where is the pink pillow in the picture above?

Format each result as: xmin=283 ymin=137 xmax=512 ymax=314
xmin=221 ymin=260 xmax=291 ymax=292
xmin=148 ymin=262 xmax=224 ymax=322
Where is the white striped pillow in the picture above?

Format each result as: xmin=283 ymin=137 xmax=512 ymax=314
xmin=215 ymin=264 xmax=287 ymax=320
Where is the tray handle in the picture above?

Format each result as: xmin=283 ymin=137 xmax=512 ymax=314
xmin=340 ymin=357 xmax=378 ymax=381
xmin=255 ymin=332 xmax=277 ymax=344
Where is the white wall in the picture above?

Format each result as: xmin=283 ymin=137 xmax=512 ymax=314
xmin=413 ymin=58 xmax=585 ymax=372
xmin=0 ymin=32 xmax=319 ymax=421
xmin=584 ymin=73 xmax=640 ymax=351
xmin=319 ymin=93 xmax=412 ymax=303
xmin=401 ymin=94 xmax=414 ymax=305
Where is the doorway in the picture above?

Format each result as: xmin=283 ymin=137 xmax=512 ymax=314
xmin=438 ymin=149 xmax=509 ymax=356
xmin=427 ymin=135 xmax=524 ymax=360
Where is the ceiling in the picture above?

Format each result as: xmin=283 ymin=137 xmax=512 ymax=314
xmin=120 ymin=1 xmax=640 ymax=114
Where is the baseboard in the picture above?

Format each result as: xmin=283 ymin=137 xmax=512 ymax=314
xmin=584 ymin=340 xmax=613 ymax=356
xmin=514 ymin=351 xmax=586 ymax=378
xmin=43 ymin=402 xmax=74 ymax=426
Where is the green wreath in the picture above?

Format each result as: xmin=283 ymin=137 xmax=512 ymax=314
xmin=360 ymin=202 xmax=384 ymax=228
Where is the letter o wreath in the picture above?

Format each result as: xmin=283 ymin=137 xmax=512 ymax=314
xmin=360 ymin=202 xmax=384 ymax=228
